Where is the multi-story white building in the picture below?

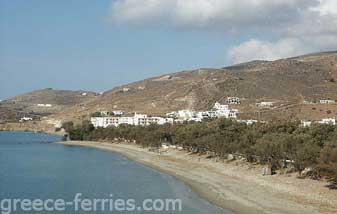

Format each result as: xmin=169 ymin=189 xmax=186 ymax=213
xmin=91 ymin=113 xmax=174 ymax=128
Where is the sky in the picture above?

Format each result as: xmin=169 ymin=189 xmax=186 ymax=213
xmin=1 ymin=0 xmax=337 ymax=99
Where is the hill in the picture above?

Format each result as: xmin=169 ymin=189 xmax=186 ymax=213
xmin=2 ymin=51 xmax=337 ymax=124
xmin=55 ymin=51 xmax=337 ymax=122
xmin=0 ymin=88 xmax=98 ymax=123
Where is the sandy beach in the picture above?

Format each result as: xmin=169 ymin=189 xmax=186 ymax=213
xmin=57 ymin=141 xmax=337 ymax=214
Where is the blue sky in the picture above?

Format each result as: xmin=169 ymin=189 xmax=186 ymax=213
xmin=1 ymin=0 xmax=336 ymax=99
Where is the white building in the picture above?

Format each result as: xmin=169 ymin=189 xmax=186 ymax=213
xmin=147 ymin=117 xmax=174 ymax=125
xmin=91 ymin=116 xmax=134 ymax=128
xmin=112 ymin=111 xmax=124 ymax=116
xmin=319 ymin=99 xmax=335 ymax=104
xmin=37 ymin=104 xmax=52 ymax=107
xmin=226 ymin=97 xmax=241 ymax=105
xmin=122 ymin=88 xmax=130 ymax=93
xmin=318 ymin=118 xmax=336 ymax=125
xmin=91 ymin=113 xmax=174 ymax=128
xmin=212 ymin=102 xmax=238 ymax=118
xmin=177 ymin=110 xmax=196 ymax=119
xmin=238 ymin=120 xmax=258 ymax=125
xmin=215 ymin=109 xmax=238 ymax=119
xmin=256 ymin=102 xmax=274 ymax=108
xmin=301 ymin=120 xmax=312 ymax=127
xmin=19 ymin=117 xmax=33 ymax=122
xmin=213 ymin=102 xmax=229 ymax=111
xmin=166 ymin=111 xmax=178 ymax=118
xmin=196 ymin=111 xmax=217 ymax=119
xmin=100 ymin=111 xmax=109 ymax=116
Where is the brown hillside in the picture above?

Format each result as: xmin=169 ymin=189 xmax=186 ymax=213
xmin=0 ymin=88 xmax=98 ymax=122
xmin=54 ymin=51 xmax=337 ymax=122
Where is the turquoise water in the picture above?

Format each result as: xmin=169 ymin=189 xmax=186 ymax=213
xmin=0 ymin=131 xmax=229 ymax=214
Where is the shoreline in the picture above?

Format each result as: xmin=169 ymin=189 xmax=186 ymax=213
xmin=0 ymin=122 xmax=65 ymax=136
xmin=57 ymin=141 xmax=337 ymax=214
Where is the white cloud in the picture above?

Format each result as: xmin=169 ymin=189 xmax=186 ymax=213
xmin=111 ymin=0 xmax=316 ymax=28
xmin=110 ymin=0 xmax=337 ymax=64
xmin=311 ymin=0 xmax=337 ymax=16
xmin=110 ymin=0 xmax=172 ymax=24
xmin=228 ymin=39 xmax=304 ymax=64
xmin=228 ymin=0 xmax=337 ymax=64
xmin=228 ymin=35 xmax=337 ymax=64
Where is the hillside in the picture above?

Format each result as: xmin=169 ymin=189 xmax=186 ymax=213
xmin=2 ymin=52 xmax=337 ymax=124
xmin=54 ymin=51 xmax=337 ymax=122
xmin=0 ymin=88 xmax=98 ymax=123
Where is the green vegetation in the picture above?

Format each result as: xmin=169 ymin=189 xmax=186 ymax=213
xmin=63 ymin=119 xmax=337 ymax=183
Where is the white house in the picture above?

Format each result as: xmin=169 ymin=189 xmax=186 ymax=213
xmin=19 ymin=117 xmax=33 ymax=122
xmin=238 ymin=120 xmax=258 ymax=125
xmin=318 ymin=118 xmax=336 ymax=125
xmin=213 ymin=102 xmax=229 ymax=111
xmin=37 ymin=104 xmax=52 ymax=107
xmin=122 ymin=88 xmax=130 ymax=93
xmin=301 ymin=120 xmax=312 ymax=127
xmin=256 ymin=102 xmax=274 ymax=108
xmin=319 ymin=99 xmax=335 ymax=104
xmin=112 ymin=111 xmax=124 ymax=116
xmin=226 ymin=97 xmax=241 ymax=105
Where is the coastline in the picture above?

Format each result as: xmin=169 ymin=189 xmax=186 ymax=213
xmin=0 ymin=122 xmax=65 ymax=136
xmin=57 ymin=141 xmax=337 ymax=214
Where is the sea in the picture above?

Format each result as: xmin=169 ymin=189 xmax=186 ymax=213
xmin=0 ymin=131 xmax=229 ymax=214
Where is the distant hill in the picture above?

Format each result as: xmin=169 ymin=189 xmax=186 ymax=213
xmin=2 ymin=51 xmax=337 ymax=123
xmin=0 ymin=88 xmax=98 ymax=122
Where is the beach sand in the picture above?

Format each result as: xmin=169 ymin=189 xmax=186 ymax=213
xmin=57 ymin=141 xmax=337 ymax=214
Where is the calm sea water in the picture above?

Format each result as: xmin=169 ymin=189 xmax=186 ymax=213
xmin=0 ymin=131 xmax=229 ymax=214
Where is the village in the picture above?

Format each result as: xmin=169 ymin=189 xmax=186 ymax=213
xmin=89 ymin=97 xmax=336 ymax=128
xmin=90 ymin=101 xmax=239 ymax=128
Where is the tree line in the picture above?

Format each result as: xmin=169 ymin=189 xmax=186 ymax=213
xmin=62 ymin=119 xmax=337 ymax=183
